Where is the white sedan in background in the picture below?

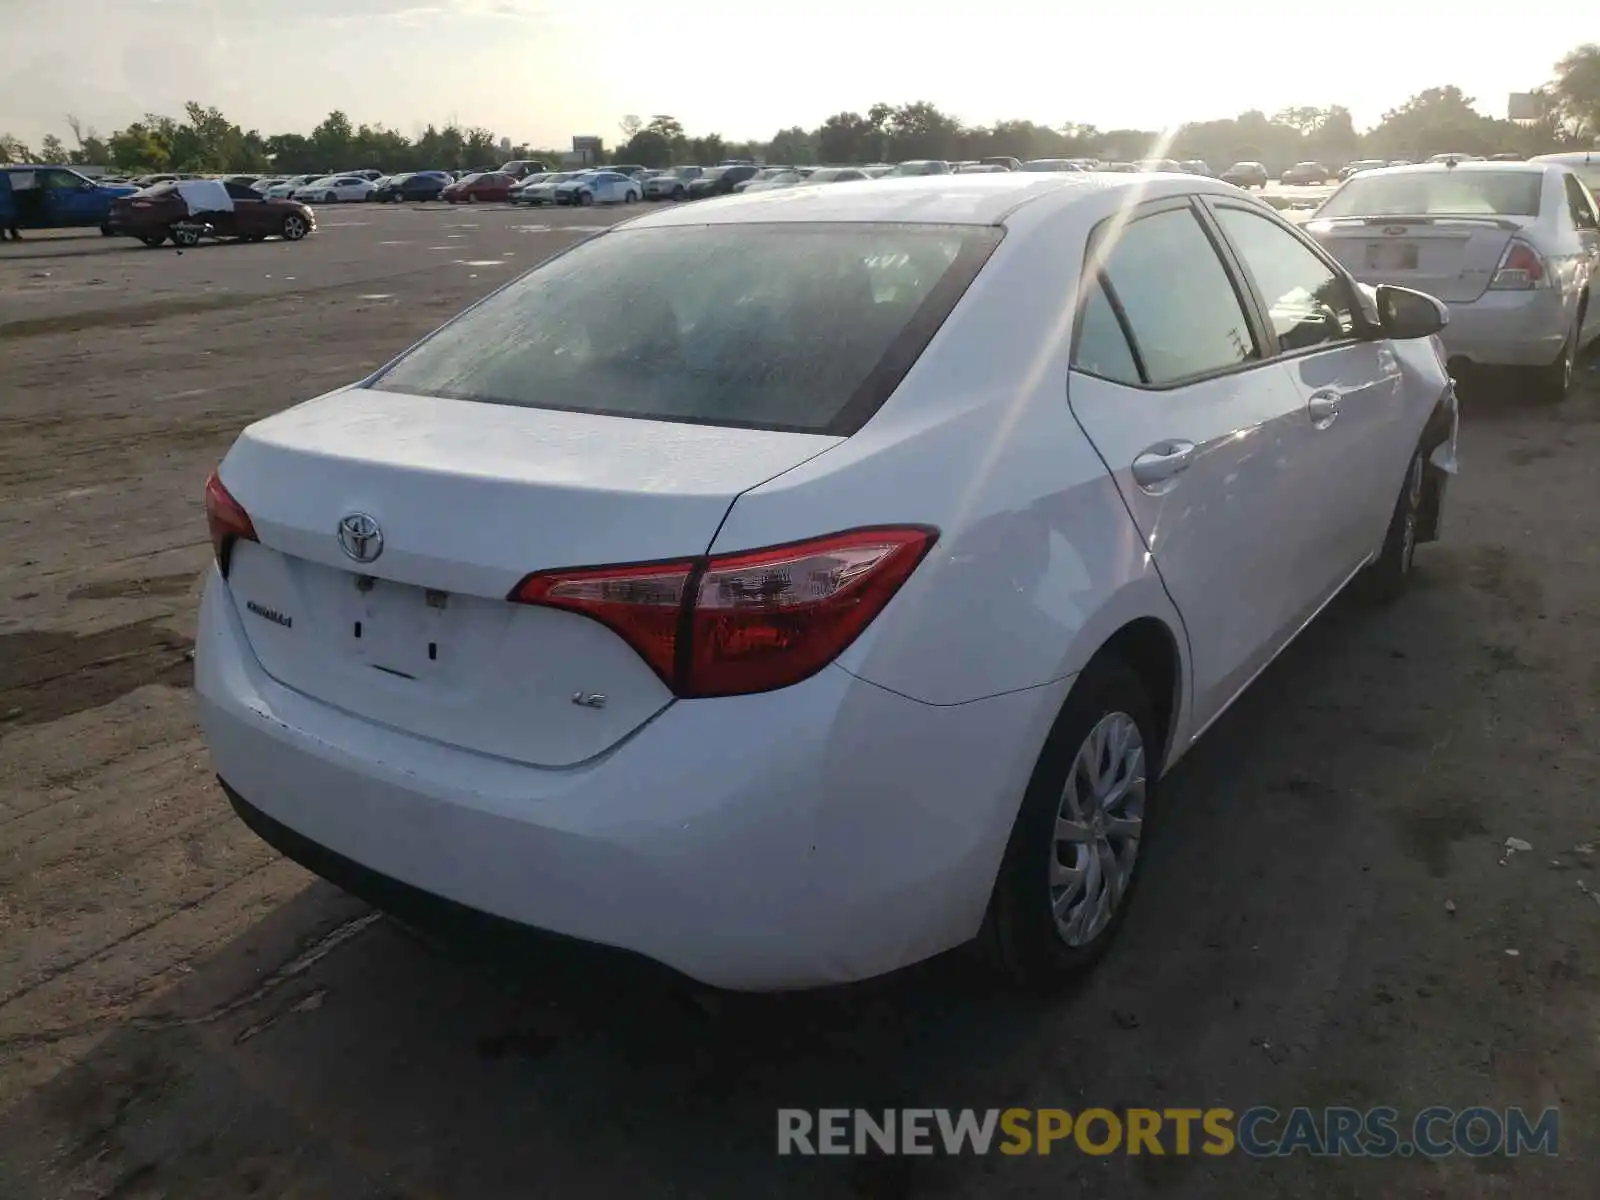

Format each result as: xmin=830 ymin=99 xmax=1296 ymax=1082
xmin=735 ymin=168 xmax=806 ymax=193
xmin=803 ymin=167 xmax=870 ymax=185
xmin=293 ymin=175 xmax=377 ymax=204
xmin=553 ymin=170 xmax=641 ymax=206
xmin=263 ymin=175 xmax=317 ymax=199
xmin=1306 ymin=161 xmax=1600 ymax=401
xmin=511 ymin=171 xmax=580 ymax=206
xmin=196 ymin=173 xmax=1458 ymax=993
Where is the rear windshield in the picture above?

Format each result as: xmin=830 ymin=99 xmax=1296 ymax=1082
xmin=1319 ymin=170 xmax=1543 ymax=218
xmin=369 ymin=223 xmax=1002 ymax=435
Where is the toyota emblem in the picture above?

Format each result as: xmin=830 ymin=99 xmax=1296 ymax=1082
xmin=337 ymin=513 xmax=384 ymax=563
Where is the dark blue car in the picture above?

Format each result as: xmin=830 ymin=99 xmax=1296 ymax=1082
xmin=1 ymin=165 xmax=140 ymax=239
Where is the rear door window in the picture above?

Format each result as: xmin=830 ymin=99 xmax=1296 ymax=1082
xmin=369 ymin=223 xmax=1002 ymax=435
xmin=1093 ymin=206 xmax=1259 ymax=385
xmin=1071 ymin=280 xmax=1142 ymax=384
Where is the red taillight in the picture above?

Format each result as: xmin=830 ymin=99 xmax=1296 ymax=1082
xmin=204 ymin=469 xmax=257 ymax=576
xmin=511 ymin=526 xmax=937 ymax=698
xmin=1490 ymin=239 xmax=1547 ymax=290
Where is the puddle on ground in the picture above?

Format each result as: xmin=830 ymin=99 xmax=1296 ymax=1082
xmin=358 ymin=294 xmax=394 ymax=300
xmin=459 ymin=260 xmax=505 ymax=267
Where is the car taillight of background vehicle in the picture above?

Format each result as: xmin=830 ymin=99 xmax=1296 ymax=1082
xmin=205 ymin=470 xmax=257 ymax=576
xmin=1489 ymin=239 xmax=1548 ymax=290
xmin=512 ymin=526 xmax=938 ymax=697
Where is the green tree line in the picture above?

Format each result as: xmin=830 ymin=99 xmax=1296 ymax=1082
xmin=5 ymin=44 xmax=1597 ymax=176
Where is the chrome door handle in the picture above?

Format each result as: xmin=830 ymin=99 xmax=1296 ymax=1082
xmin=1307 ymin=392 xmax=1341 ymax=428
xmin=1130 ymin=440 xmax=1197 ymax=490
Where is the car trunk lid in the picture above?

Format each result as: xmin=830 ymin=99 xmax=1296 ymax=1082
xmin=217 ymin=387 xmax=840 ymax=766
xmin=1307 ymin=215 xmax=1525 ymax=303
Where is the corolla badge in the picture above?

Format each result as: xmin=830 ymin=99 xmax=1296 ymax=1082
xmin=337 ymin=513 xmax=384 ymax=563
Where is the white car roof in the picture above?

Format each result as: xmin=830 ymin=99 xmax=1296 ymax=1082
xmin=620 ymin=172 xmax=1231 ymax=229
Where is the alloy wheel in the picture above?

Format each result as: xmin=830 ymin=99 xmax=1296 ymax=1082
xmin=1049 ymin=712 xmax=1146 ymax=947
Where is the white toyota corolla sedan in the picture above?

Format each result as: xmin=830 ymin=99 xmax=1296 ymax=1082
xmin=196 ymin=173 xmax=1460 ymax=992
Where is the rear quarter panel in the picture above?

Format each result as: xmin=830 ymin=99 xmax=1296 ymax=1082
xmin=709 ymin=199 xmax=1188 ymax=714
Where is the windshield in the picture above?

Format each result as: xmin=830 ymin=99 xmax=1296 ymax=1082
xmin=892 ymin=162 xmax=929 ymax=175
xmin=1319 ymin=170 xmax=1544 ymax=218
xmin=702 ymin=167 xmax=729 ymax=180
xmin=369 ymin=223 xmax=1002 ymax=435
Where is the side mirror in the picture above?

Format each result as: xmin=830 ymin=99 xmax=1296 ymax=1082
xmin=1375 ymin=284 xmax=1448 ymax=340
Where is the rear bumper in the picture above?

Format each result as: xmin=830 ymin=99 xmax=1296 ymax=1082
xmin=195 ymin=568 xmax=1057 ymax=991
xmin=1439 ymin=288 xmax=1570 ymax=368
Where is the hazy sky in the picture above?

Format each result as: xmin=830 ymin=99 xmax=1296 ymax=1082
xmin=0 ymin=0 xmax=1582 ymax=149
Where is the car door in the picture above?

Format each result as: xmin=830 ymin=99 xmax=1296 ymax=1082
xmin=223 ymin=182 xmax=267 ymax=234
xmin=38 ymin=169 xmax=97 ymax=226
xmin=1204 ymin=198 xmax=1407 ymax=601
xmin=1067 ymin=196 xmax=1314 ymax=729
xmin=1562 ymin=173 xmax=1600 ymax=344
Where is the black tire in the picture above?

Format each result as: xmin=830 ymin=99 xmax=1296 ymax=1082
xmin=979 ymin=655 xmax=1157 ymax=990
xmin=672 ymin=185 xmax=685 ymax=200
xmin=324 ymin=192 xmax=337 ymax=204
xmin=1530 ymin=304 xmax=1582 ymax=403
xmin=100 ymin=224 xmax=115 ymax=237
xmin=170 ymin=225 xmax=201 ymax=248
xmin=280 ymin=213 xmax=308 ymax=242
xmin=579 ymin=190 xmax=594 ymax=207
xmin=1360 ymin=447 xmax=1425 ymax=604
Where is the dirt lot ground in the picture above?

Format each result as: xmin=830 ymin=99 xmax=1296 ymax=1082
xmin=2 ymin=202 xmax=1598 ymax=1200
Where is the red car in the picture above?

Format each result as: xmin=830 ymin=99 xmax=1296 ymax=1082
xmin=109 ymin=180 xmax=315 ymax=247
xmin=440 ymin=172 xmax=516 ymax=203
